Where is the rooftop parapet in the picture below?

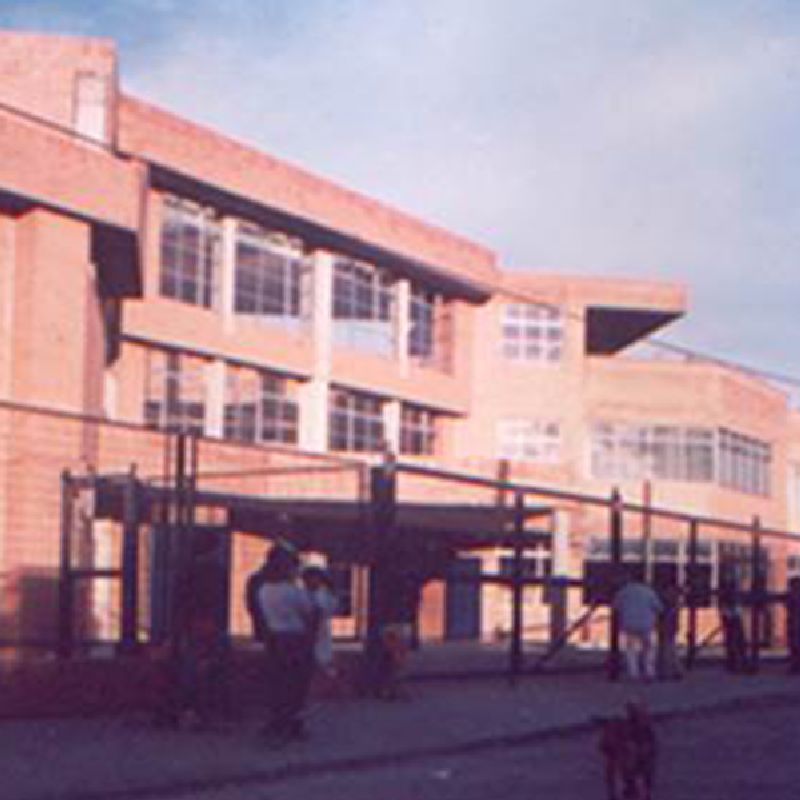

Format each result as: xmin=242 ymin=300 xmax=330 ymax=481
xmin=118 ymin=95 xmax=498 ymax=298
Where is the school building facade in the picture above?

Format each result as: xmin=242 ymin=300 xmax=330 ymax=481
xmin=0 ymin=31 xmax=799 ymax=649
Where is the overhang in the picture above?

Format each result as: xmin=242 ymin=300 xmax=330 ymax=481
xmin=586 ymin=306 xmax=683 ymax=355
xmin=94 ymin=479 xmax=552 ymax=559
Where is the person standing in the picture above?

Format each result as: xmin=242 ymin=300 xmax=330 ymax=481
xmin=302 ymin=566 xmax=339 ymax=679
xmin=657 ymin=583 xmax=683 ymax=680
xmin=612 ymin=577 xmax=663 ymax=681
xmin=257 ymin=543 xmax=318 ymax=744
xmin=785 ymin=576 xmax=800 ymax=674
xmin=718 ymin=578 xmax=748 ymax=673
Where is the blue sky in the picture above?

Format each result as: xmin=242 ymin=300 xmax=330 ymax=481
xmin=2 ymin=0 xmax=799 ymax=387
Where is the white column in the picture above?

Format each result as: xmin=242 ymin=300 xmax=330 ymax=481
xmin=300 ymin=250 xmax=334 ymax=452
xmin=220 ymin=218 xmax=237 ymax=334
xmin=549 ymin=507 xmax=571 ymax=644
xmin=551 ymin=508 xmax=571 ymax=576
xmin=205 ymin=359 xmax=226 ymax=438
xmin=396 ymin=278 xmax=411 ymax=376
xmin=384 ymin=398 xmax=401 ymax=455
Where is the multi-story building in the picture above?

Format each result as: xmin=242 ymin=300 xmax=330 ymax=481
xmin=0 ymin=32 xmax=798 ymax=649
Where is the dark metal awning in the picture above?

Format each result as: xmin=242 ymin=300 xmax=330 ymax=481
xmin=93 ymin=478 xmax=552 ymax=558
xmin=586 ymin=306 xmax=683 ymax=354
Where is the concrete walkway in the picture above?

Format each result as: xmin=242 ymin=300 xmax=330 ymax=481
xmin=3 ymin=661 xmax=800 ymax=800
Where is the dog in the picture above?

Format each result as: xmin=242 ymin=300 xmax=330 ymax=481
xmin=594 ymin=701 xmax=657 ymax=800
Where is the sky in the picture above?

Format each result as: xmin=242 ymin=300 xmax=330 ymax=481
xmin=2 ymin=0 xmax=799 ymax=386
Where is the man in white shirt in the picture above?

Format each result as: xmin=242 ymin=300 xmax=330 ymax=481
xmin=257 ymin=543 xmax=318 ymax=743
xmin=612 ymin=577 xmax=663 ymax=681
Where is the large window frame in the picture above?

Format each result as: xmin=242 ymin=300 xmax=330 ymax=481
xmin=160 ymin=197 xmax=221 ymax=309
xmin=332 ymin=259 xmax=395 ymax=356
xmin=590 ymin=422 xmax=771 ymax=495
xmin=234 ymin=223 xmax=308 ymax=324
xmin=400 ymin=404 xmax=438 ymax=456
xmin=718 ymin=428 xmax=772 ymax=497
xmin=223 ymin=366 xmax=299 ymax=446
xmin=143 ymin=349 xmax=207 ymax=435
xmin=328 ymin=388 xmax=385 ymax=453
xmin=497 ymin=419 xmax=561 ymax=464
xmin=502 ymin=303 xmax=564 ymax=363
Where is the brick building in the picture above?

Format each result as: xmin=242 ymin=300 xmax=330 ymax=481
xmin=0 ymin=31 xmax=798 ymax=650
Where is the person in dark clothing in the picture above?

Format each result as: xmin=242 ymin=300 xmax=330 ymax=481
xmin=164 ymin=531 xmax=230 ymax=729
xmin=718 ymin=579 xmax=748 ymax=673
xmin=785 ymin=576 xmax=800 ymax=674
xmin=246 ymin=556 xmax=271 ymax=646
xmin=256 ymin=543 xmax=318 ymax=745
xmin=657 ymin=583 xmax=683 ymax=680
xmin=367 ymin=554 xmax=424 ymax=700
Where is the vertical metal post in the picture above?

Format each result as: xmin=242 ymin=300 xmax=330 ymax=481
xmin=119 ymin=465 xmax=139 ymax=654
xmin=366 ymin=453 xmax=396 ymax=654
xmin=549 ymin=509 xmax=569 ymax=646
xmin=170 ymin=432 xmax=187 ymax=650
xmin=509 ymin=491 xmax=525 ymax=685
xmin=642 ymin=480 xmax=653 ymax=583
xmin=750 ymin=516 xmax=762 ymax=673
xmin=58 ymin=470 xmax=75 ymax=658
xmin=686 ymin=519 xmax=699 ymax=669
xmin=608 ymin=488 xmax=623 ymax=681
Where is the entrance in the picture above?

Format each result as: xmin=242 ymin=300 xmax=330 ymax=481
xmin=445 ymin=557 xmax=482 ymax=640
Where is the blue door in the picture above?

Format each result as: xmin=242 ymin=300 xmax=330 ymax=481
xmin=445 ymin=557 xmax=482 ymax=640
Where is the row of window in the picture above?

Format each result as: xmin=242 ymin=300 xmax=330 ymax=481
xmin=590 ymin=422 xmax=772 ymax=496
xmin=142 ymin=348 xmax=439 ymax=455
xmin=160 ymin=197 xmax=570 ymax=368
xmin=496 ymin=419 xmax=772 ymax=496
xmin=159 ymin=197 xmax=449 ymax=366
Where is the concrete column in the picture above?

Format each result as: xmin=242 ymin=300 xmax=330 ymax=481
xmin=299 ymin=379 xmax=329 ymax=452
xmin=205 ymin=359 xmax=226 ymax=438
xmin=312 ymin=250 xmax=334 ymax=374
xmin=220 ymin=218 xmax=237 ymax=334
xmin=384 ymin=399 xmax=401 ymax=454
xmin=396 ymin=278 xmax=411 ymax=376
xmin=300 ymin=250 xmax=334 ymax=452
xmin=551 ymin=508 xmax=570 ymax=576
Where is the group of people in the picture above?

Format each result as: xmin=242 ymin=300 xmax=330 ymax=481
xmin=613 ymin=573 xmax=800 ymax=682
xmin=246 ymin=542 xmax=338 ymax=745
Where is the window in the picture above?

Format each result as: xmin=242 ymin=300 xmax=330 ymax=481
xmin=400 ymin=404 xmax=438 ymax=456
xmin=499 ymin=549 xmax=552 ymax=580
xmin=788 ymin=554 xmax=800 ymax=580
xmin=160 ymin=197 xmax=221 ymax=308
xmin=409 ymin=287 xmax=435 ymax=359
xmin=718 ymin=541 xmax=770 ymax=588
xmin=224 ymin=366 xmax=299 ymax=445
xmin=332 ymin=259 xmax=395 ymax=356
xmin=497 ymin=419 xmax=561 ymax=464
xmin=144 ymin=349 xmax=206 ymax=434
xmin=502 ymin=303 xmax=564 ymax=363
xmin=591 ymin=422 xmax=771 ymax=495
xmin=234 ymin=224 xmax=307 ymax=322
xmin=328 ymin=388 xmax=384 ymax=452
xmin=718 ymin=428 xmax=771 ymax=496
xmin=408 ymin=286 xmax=453 ymax=371
xmin=591 ymin=423 xmax=715 ymax=483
